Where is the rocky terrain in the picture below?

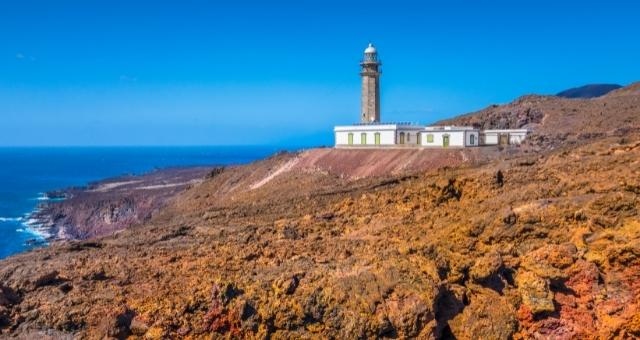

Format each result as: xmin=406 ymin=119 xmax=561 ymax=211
xmin=29 ymin=167 xmax=213 ymax=240
xmin=438 ymin=82 xmax=640 ymax=142
xmin=0 ymin=83 xmax=639 ymax=339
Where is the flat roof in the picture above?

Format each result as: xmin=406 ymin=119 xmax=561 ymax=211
xmin=334 ymin=123 xmax=425 ymax=132
xmin=481 ymin=129 xmax=531 ymax=133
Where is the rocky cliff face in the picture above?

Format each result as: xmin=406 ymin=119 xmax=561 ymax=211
xmin=438 ymin=84 xmax=640 ymax=151
xmin=30 ymin=167 xmax=212 ymax=240
xmin=0 ymin=84 xmax=639 ymax=339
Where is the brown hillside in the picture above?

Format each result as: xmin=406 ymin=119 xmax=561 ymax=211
xmin=0 ymin=84 xmax=639 ymax=339
xmin=438 ymin=82 xmax=640 ymax=150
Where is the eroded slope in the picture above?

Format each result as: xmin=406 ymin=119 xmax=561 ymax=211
xmin=0 ymin=132 xmax=639 ymax=339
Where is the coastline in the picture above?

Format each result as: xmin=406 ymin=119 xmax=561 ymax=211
xmin=23 ymin=193 xmax=68 ymax=241
xmin=23 ymin=166 xmax=214 ymax=242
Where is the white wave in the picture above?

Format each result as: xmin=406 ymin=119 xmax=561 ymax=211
xmin=21 ymin=221 xmax=52 ymax=239
xmin=23 ymin=218 xmax=40 ymax=226
xmin=0 ymin=217 xmax=23 ymax=222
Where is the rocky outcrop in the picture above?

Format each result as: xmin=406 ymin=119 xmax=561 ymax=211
xmin=29 ymin=167 xmax=212 ymax=240
xmin=439 ymin=82 xmax=640 ymax=151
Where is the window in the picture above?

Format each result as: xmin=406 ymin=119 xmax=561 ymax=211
xmin=427 ymin=134 xmax=434 ymax=143
xmin=407 ymin=133 xmax=410 ymax=142
xmin=361 ymin=133 xmax=367 ymax=145
xmin=470 ymin=134 xmax=475 ymax=145
xmin=374 ymin=132 xmax=381 ymax=145
xmin=348 ymin=133 xmax=353 ymax=145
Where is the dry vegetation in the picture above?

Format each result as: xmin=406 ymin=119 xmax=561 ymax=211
xmin=1 ymin=84 xmax=639 ymax=339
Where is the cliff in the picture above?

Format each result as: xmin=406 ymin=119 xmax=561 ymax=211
xmin=437 ymin=84 xmax=640 ymax=151
xmin=0 ymin=83 xmax=639 ymax=339
xmin=30 ymin=167 xmax=213 ymax=240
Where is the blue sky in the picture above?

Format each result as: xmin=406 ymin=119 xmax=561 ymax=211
xmin=1 ymin=0 xmax=639 ymax=146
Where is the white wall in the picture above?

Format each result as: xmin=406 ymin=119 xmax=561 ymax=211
xmin=335 ymin=130 xmax=396 ymax=146
xmin=482 ymin=133 xmax=499 ymax=145
xmin=420 ymin=131 xmax=466 ymax=147
xmin=480 ymin=130 xmax=528 ymax=146
xmin=509 ymin=132 xmax=527 ymax=144
xmin=335 ymin=126 xmax=525 ymax=147
xmin=396 ymin=129 xmax=424 ymax=146
xmin=465 ymin=131 xmax=480 ymax=147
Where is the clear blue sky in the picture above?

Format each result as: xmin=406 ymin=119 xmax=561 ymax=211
xmin=1 ymin=0 xmax=639 ymax=146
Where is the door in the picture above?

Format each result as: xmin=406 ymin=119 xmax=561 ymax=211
xmin=361 ymin=133 xmax=367 ymax=145
xmin=348 ymin=133 xmax=353 ymax=145
xmin=443 ymin=135 xmax=450 ymax=147
xmin=374 ymin=132 xmax=381 ymax=145
xmin=417 ymin=133 xmax=422 ymax=145
xmin=499 ymin=133 xmax=509 ymax=145
xmin=399 ymin=132 xmax=405 ymax=144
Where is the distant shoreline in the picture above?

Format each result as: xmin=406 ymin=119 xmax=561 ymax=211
xmin=25 ymin=166 xmax=216 ymax=242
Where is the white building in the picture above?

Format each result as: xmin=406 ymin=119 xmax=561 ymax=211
xmin=334 ymin=43 xmax=530 ymax=148
xmin=335 ymin=123 xmax=424 ymax=147
xmin=480 ymin=129 xmax=529 ymax=146
xmin=420 ymin=126 xmax=479 ymax=147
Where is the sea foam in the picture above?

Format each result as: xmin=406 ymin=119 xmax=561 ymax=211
xmin=0 ymin=217 xmax=23 ymax=222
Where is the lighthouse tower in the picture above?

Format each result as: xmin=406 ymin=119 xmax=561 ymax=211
xmin=360 ymin=43 xmax=381 ymax=123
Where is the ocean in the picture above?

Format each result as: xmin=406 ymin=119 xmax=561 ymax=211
xmin=0 ymin=146 xmax=283 ymax=259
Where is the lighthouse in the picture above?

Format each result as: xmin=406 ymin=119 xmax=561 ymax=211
xmin=360 ymin=43 xmax=381 ymax=123
xmin=334 ymin=43 xmax=529 ymax=148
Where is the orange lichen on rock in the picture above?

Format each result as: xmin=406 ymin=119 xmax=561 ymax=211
xmin=0 ymin=84 xmax=639 ymax=338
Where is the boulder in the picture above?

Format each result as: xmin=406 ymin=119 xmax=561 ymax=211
xmin=469 ymin=252 xmax=503 ymax=283
xmin=521 ymin=243 xmax=577 ymax=280
xmin=449 ymin=288 xmax=517 ymax=339
xmin=515 ymin=271 xmax=555 ymax=315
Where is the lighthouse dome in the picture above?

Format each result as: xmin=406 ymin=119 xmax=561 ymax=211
xmin=364 ymin=43 xmax=377 ymax=54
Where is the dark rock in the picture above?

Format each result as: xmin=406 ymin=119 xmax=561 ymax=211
xmin=282 ymin=225 xmax=299 ymax=240
xmin=58 ymin=282 xmax=73 ymax=294
xmin=503 ymin=209 xmax=517 ymax=226
xmin=212 ymin=282 xmax=242 ymax=306
xmin=0 ymin=305 xmax=10 ymax=327
xmin=98 ymin=307 xmax=135 ymax=339
xmin=238 ymin=299 xmax=259 ymax=332
xmin=0 ymin=285 xmax=19 ymax=306
xmin=495 ymin=170 xmax=504 ymax=187
xmin=206 ymin=166 xmax=225 ymax=179
xmin=34 ymin=271 xmax=61 ymax=288
xmin=0 ymin=285 xmax=18 ymax=328
xmin=318 ymin=212 xmax=335 ymax=221
xmin=274 ymin=275 xmax=300 ymax=295
xmin=304 ymin=289 xmax=326 ymax=322
xmin=436 ymin=179 xmax=462 ymax=205
xmin=129 ymin=318 xmax=149 ymax=336
xmin=83 ymin=270 xmax=108 ymax=281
